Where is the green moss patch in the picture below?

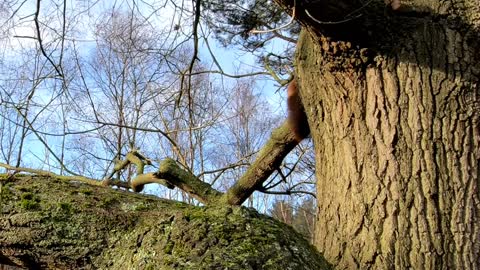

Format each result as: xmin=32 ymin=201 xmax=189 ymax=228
xmin=0 ymin=175 xmax=330 ymax=270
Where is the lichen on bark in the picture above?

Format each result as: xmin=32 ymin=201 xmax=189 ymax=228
xmin=0 ymin=175 xmax=330 ymax=270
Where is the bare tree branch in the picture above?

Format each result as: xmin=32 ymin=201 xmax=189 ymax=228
xmin=34 ymin=0 xmax=63 ymax=78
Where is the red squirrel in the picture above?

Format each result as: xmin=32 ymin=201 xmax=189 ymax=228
xmin=287 ymin=79 xmax=310 ymax=142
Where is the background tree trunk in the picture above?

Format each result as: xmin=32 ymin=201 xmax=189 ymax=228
xmin=294 ymin=4 xmax=480 ymax=268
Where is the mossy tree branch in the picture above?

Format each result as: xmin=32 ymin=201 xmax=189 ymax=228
xmin=127 ymin=120 xmax=301 ymax=206
xmin=130 ymin=159 xmax=223 ymax=205
xmin=219 ymin=120 xmax=301 ymax=205
xmin=0 ymin=175 xmax=330 ymax=270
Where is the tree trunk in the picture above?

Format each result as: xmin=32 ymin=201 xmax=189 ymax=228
xmin=0 ymin=175 xmax=330 ymax=269
xmin=293 ymin=2 xmax=480 ymax=268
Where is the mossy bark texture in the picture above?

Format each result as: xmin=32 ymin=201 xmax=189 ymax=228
xmin=0 ymin=175 xmax=330 ymax=270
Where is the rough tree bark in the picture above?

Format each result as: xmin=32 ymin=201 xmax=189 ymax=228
xmin=274 ymin=0 xmax=480 ymax=269
xmin=0 ymin=175 xmax=330 ymax=269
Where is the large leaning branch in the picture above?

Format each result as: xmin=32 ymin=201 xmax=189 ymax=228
xmin=219 ymin=120 xmax=301 ymax=205
xmin=136 ymin=120 xmax=302 ymax=206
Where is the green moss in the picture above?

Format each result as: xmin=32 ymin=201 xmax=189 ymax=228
xmin=18 ymin=186 xmax=32 ymax=192
xmin=133 ymin=202 xmax=150 ymax=211
xmin=21 ymin=192 xmax=34 ymax=200
xmin=164 ymin=241 xmax=174 ymax=254
xmin=2 ymin=175 xmax=330 ymax=269
xmin=1 ymin=182 xmax=13 ymax=198
xmin=79 ymin=189 xmax=93 ymax=195
xmin=145 ymin=265 xmax=156 ymax=270
xmin=20 ymin=199 xmax=40 ymax=210
xmin=100 ymin=196 xmax=119 ymax=208
xmin=19 ymin=192 xmax=41 ymax=210
xmin=3 ymin=182 xmax=13 ymax=188
xmin=58 ymin=202 xmax=74 ymax=214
